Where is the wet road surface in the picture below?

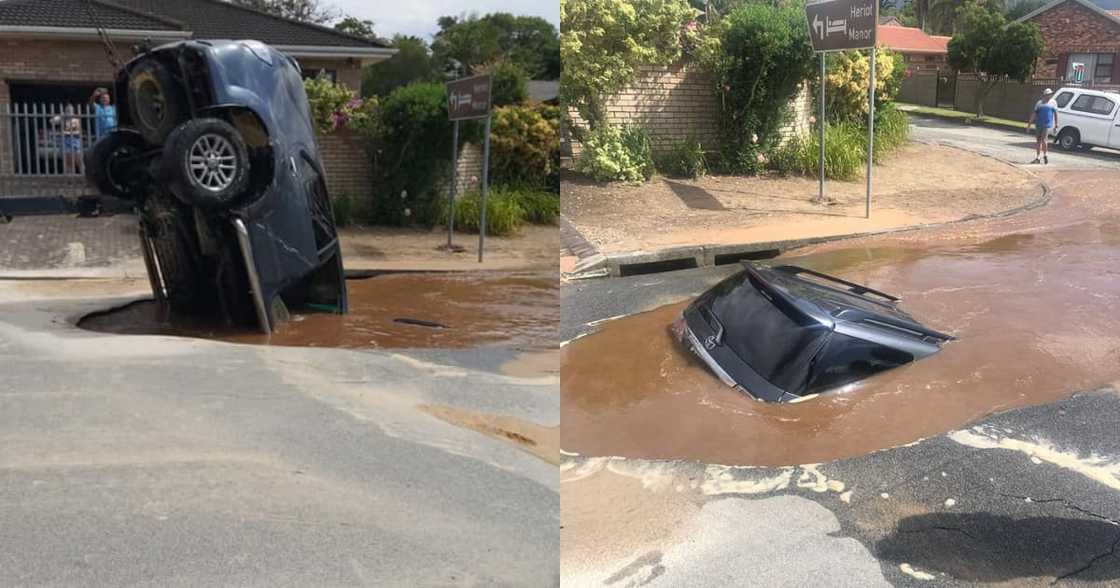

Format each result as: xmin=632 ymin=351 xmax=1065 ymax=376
xmin=562 ymin=169 xmax=1120 ymax=466
xmin=80 ymin=271 xmax=559 ymax=351
xmin=909 ymin=116 xmax=1120 ymax=169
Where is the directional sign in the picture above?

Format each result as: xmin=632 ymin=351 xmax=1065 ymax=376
xmin=805 ymin=0 xmax=878 ymax=52
xmin=446 ymin=74 xmax=492 ymax=121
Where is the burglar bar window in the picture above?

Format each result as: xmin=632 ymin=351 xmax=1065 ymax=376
xmin=1095 ymin=54 xmax=1114 ymax=84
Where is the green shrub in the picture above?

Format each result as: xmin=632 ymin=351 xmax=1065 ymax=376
xmin=508 ymin=187 xmax=559 ymax=224
xmin=490 ymin=103 xmax=561 ymax=190
xmin=872 ymin=105 xmax=909 ymax=161
xmin=657 ymin=136 xmax=708 ymax=179
xmin=491 ymin=61 xmax=530 ymax=107
xmin=366 ymin=82 xmax=454 ymax=225
xmin=575 ymin=124 xmax=654 ymax=183
xmin=768 ymin=124 xmax=865 ymax=181
xmin=706 ymin=2 xmax=815 ymax=174
xmin=769 ymin=107 xmax=909 ymax=180
xmin=823 ymin=48 xmax=902 ymax=123
xmin=435 ymin=187 xmax=525 ymax=236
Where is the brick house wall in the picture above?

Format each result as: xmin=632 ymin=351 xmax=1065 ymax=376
xmin=0 ymin=40 xmax=119 ymax=197
xmin=565 ymin=60 xmax=812 ymax=159
xmin=297 ymin=57 xmax=363 ymax=90
xmin=1026 ymin=1 xmax=1120 ymax=81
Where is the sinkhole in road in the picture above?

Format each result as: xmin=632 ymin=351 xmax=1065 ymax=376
xmin=562 ymin=214 xmax=1120 ymax=466
xmin=79 ymin=271 xmax=559 ymax=350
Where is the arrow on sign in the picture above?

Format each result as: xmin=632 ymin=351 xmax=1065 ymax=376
xmin=812 ymin=13 xmax=824 ymax=39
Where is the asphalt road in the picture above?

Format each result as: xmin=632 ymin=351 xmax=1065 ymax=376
xmin=909 ymin=116 xmax=1120 ymax=169
xmin=0 ymin=284 xmax=559 ymax=586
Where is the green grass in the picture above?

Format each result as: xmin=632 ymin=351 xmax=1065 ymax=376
xmin=432 ymin=185 xmax=558 ymax=236
xmin=896 ymin=103 xmax=1024 ymax=132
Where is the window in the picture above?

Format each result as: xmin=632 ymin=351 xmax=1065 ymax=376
xmin=1066 ymin=53 xmax=1116 ymax=84
xmin=1054 ymin=91 xmax=1074 ymax=108
xmin=1070 ymin=93 xmax=1116 ymax=116
xmin=300 ymin=67 xmax=337 ymax=83
xmin=1095 ymin=53 xmax=1114 ymax=84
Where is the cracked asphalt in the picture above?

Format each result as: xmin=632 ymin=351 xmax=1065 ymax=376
xmin=0 ymin=281 xmax=559 ymax=586
xmin=561 ymin=126 xmax=1120 ymax=586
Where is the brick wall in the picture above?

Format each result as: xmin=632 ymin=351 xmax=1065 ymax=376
xmin=452 ymin=142 xmax=483 ymax=194
xmin=566 ymin=60 xmax=812 ymax=158
xmin=317 ymin=129 xmax=371 ymax=201
xmin=1027 ymin=1 xmax=1120 ymax=79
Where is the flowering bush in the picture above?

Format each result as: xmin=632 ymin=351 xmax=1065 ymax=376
xmin=303 ymin=76 xmax=378 ymax=135
xmin=575 ymin=124 xmax=654 ymax=183
xmin=490 ymin=103 xmax=560 ymax=189
xmin=824 ymin=48 xmax=901 ymax=123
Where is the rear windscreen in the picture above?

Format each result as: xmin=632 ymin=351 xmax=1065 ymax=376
xmin=706 ymin=273 xmax=829 ymax=393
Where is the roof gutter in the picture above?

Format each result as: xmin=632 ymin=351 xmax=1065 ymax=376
xmin=0 ymin=26 xmax=191 ymax=41
xmin=273 ymin=45 xmax=397 ymax=66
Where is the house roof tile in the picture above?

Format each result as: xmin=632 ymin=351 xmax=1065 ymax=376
xmin=112 ymin=0 xmax=385 ymax=47
xmin=877 ymin=25 xmax=950 ymax=53
xmin=0 ymin=0 xmax=182 ymax=30
xmin=0 ymin=0 xmax=386 ymax=48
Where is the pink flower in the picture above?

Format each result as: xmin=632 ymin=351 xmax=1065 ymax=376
xmin=809 ymin=115 xmax=817 ymax=124
xmin=348 ymin=98 xmax=364 ymax=109
xmin=756 ymin=153 xmax=767 ymax=164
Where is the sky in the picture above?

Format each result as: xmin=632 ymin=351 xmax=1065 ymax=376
xmin=329 ymin=0 xmax=561 ymax=41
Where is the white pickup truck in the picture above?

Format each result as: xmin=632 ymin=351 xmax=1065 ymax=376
xmin=1047 ymin=87 xmax=1120 ymax=151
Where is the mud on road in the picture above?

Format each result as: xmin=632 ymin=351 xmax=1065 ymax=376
xmin=562 ymin=169 xmax=1120 ymax=467
xmin=80 ymin=271 xmax=559 ymax=351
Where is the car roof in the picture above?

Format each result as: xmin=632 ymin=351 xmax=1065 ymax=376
xmin=748 ymin=263 xmax=953 ymax=343
xmin=1055 ymin=87 xmax=1120 ymax=99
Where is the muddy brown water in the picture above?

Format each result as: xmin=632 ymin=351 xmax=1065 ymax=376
xmin=80 ymin=271 xmax=559 ymax=350
xmin=562 ymin=172 xmax=1120 ymax=466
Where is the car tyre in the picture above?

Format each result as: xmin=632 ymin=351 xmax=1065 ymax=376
xmin=162 ymin=118 xmax=251 ymax=209
xmin=127 ymin=59 xmax=188 ymax=145
xmin=1056 ymin=128 xmax=1079 ymax=151
xmin=84 ymin=130 xmax=150 ymax=200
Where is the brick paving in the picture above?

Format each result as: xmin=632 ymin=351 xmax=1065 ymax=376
xmin=0 ymin=213 xmax=140 ymax=270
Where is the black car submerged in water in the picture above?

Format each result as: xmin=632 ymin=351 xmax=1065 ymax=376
xmin=673 ymin=262 xmax=954 ymax=403
xmin=85 ymin=39 xmax=347 ymax=333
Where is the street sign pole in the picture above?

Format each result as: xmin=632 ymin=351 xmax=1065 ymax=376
xmin=478 ymin=114 xmax=492 ymax=263
xmin=866 ymin=47 xmax=876 ymax=219
xmin=445 ymin=73 xmax=493 ymax=259
xmin=448 ymin=119 xmax=459 ymax=249
xmin=818 ymin=52 xmax=826 ymax=204
xmin=806 ymin=0 xmax=877 ymax=215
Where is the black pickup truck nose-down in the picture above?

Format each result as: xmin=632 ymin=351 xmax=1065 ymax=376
xmin=85 ymin=39 xmax=347 ymax=333
xmin=672 ymin=262 xmax=954 ymax=403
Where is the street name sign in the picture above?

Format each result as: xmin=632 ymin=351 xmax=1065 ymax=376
xmin=805 ymin=0 xmax=878 ymax=52
xmin=446 ymin=74 xmax=492 ymax=121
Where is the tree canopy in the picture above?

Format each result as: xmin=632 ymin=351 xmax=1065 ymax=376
xmin=334 ymin=16 xmax=378 ymax=41
xmin=227 ymin=0 xmax=340 ymax=24
xmin=362 ymin=35 xmax=436 ymax=98
xmin=430 ymin=13 xmax=560 ymax=80
xmin=948 ymin=1 xmax=1044 ymax=116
